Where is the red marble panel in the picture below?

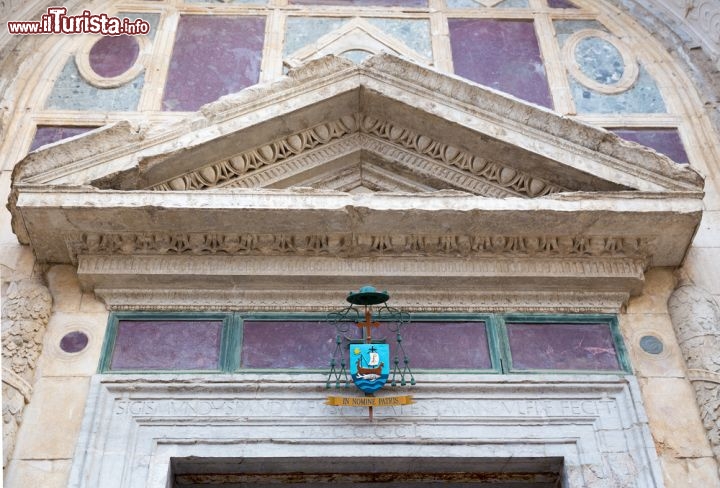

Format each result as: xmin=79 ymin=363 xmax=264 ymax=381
xmin=162 ymin=16 xmax=265 ymax=111
xmin=89 ymin=35 xmax=140 ymax=78
xmin=547 ymin=0 xmax=577 ymax=8
xmin=506 ymin=322 xmax=620 ymax=371
xmin=30 ymin=126 xmax=95 ymax=151
xmin=241 ymin=321 xmax=339 ymax=368
xmin=611 ymin=128 xmax=689 ymax=164
xmin=290 ymin=0 xmax=425 ymax=6
xmin=241 ymin=320 xmax=491 ymax=370
xmin=378 ymin=321 xmax=491 ymax=369
xmin=60 ymin=331 xmax=89 ymax=354
xmin=110 ymin=320 xmax=223 ymax=370
xmin=449 ymin=19 xmax=553 ymax=108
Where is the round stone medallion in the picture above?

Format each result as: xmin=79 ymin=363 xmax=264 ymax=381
xmin=562 ymin=29 xmax=638 ymax=94
xmin=89 ymin=35 xmax=140 ymax=79
xmin=639 ymin=335 xmax=664 ymax=355
xmin=76 ymin=34 xmax=149 ymax=88
xmin=60 ymin=331 xmax=89 ymax=354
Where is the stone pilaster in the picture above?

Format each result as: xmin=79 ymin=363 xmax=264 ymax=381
xmin=668 ymin=281 xmax=720 ymax=477
xmin=1 ymin=279 xmax=52 ymax=468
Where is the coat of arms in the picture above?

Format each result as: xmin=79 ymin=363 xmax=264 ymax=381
xmin=325 ymin=286 xmax=415 ymax=419
xmin=350 ymin=344 xmax=389 ymax=393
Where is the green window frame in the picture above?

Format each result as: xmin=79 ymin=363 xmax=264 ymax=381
xmin=497 ymin=314 xmax=632 ymax=374
xmin=98 ymin=312 xmax=242 ymax=373
xmin=98 ymin=312 xmax=631 ymax=374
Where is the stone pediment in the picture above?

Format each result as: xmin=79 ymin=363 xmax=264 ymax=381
xmin=9 ymin=54 xmax=705 ymax=312
xmin=13 ymin=54 xmax=702 ymax=194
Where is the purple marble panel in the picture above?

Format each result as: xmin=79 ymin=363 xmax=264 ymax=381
xmin=162 ymin=16 xmax=265 ymax=111
xmin=507 ymin=322 xmax=620 ymax=371
xmin=611 ymin=128 xmax=688 ymax=164
xmin=241 ymin=320 xmax=490 ymax=369
xmin=355 ymin=321 xmax=491 ymax=369
xmin=290 ymin=0 xmax=425 ymax=6
xmin=547 ymin=0 xmax=577 ymax=8
xmin=449 ymin=19 xmax=552 ymax=108
xmin=241 ymin=321 xmax=339 ymax=368
xmin=30 ymin=126 xmax=95 ymax=151
xmin=89 ymin=35 xmax=140 ymax=78
xmin=111 ymin=320 xmax=223 ymax=370
xmin=60 ymin=331 xmax=89 ymax=353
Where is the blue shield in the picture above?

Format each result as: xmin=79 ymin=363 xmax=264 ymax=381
xmin=350 ymin=343 xmax=389 ymax=394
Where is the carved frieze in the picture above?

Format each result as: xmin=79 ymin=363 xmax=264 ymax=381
xmin=668 ymin=283 xmax=720 ymax=472
xmin=66 ymin=231 xmax=648 ymax=259
xmin=1 ymin=280 xmax=52 ymax=468
xmin=150 ymin=117 xmax=357 ymax=191
xmin=147 ymin=115 xmax=568 ymax=198
xmin=358 ymin=116 xmax=567 ymax=197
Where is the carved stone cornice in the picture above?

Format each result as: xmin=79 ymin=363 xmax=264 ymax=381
xmin=65 ymin=232 xmax=648 ymax=260
xmin=12 ymin=187 xmax=702 ymax=266
xmin=358 ymin=117 xmax=567 ymax=197
xmin=100 ymin=289 xmax=634 ymax=313
xmin=97 ymin=288 xmax=632 ymax=313
xmin=77 ymin=254 xmax=647 ymax=279
xmin=77 ymin=253 xmax=646 ymax=313
xmin=6 ymin=54 xmax=706 ymax=321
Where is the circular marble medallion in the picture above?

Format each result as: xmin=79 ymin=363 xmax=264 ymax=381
xmin=563 ymin=29 xmax=639 ymax=94
xmin=639 ymin=335 xmax=664 ymax=355
xmin=76 ymin=34 xmax=149 ymax=88
xmin=60 ymin=331 xmax=90 ymax=354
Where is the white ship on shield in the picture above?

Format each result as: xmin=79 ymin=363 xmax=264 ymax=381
xmin=356 ymin=347 xmax=384 ymax=380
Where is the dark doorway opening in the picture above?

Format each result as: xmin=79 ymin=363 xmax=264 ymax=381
xmin=171 ymin=456 xmax=563 ymax=487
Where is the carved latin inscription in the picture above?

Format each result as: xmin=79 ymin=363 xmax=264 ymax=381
xmin=110 ymin=397 xmax=617 ymax=419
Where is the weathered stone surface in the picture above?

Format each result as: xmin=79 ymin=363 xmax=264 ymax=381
xmin=693 ymin=210 xmax=720 ymax=248
xmin=668 ymin=283 xmax=720 ymax=475
xmin=638 ymin=376 xmax=715 ymax=458
xmin=4 ymin=459 xmax=72 ymax=488
xmin=618 ymin=313 xmax=688 ymax=379
xmin=36 ymin=311 xmax=108 ymax=378
xmin=13 ymin=376 xmax=90 ymax=460
xmin=659 ymin=455 xmax=720 ymax=488
xmin=68 ymin=374 xmax=663 ymax=488
xmin=1 ymin=279 xmax=52 ymax=468
xmin=626 ymin=268 xmax=677 ymax=315
xmin=6 ymin=55 xmax=704 ymax=316
xmin=12 ymin=55 xmax=704 ymax=193
xmin=46 ymin=265 xmax=82 ymax=313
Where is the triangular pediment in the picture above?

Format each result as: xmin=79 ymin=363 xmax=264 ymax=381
xmin=14 ymin=54 xmax=702 ymax=196
xmin=9 ymin=54 xmax=705 ymax=313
